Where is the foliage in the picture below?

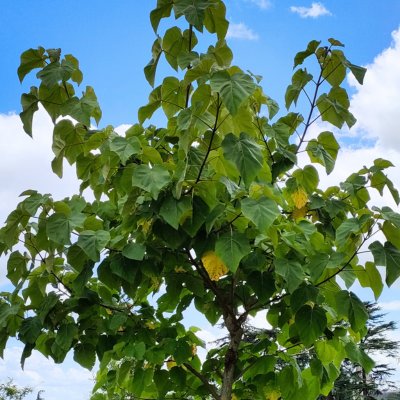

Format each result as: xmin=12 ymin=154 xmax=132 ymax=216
xmin=326 ymin=302 xmax=400 ymax=399
xmin=1 ymin=1 xmax=400 ymax=399
xmin=0 ymin=379 xmax=32 ymax=400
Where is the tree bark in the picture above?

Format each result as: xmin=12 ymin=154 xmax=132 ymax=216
xmin=220 ymin=314 xmax=243 ymax=400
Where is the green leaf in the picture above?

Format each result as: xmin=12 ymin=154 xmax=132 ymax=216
xmin=62 ymin=86 xmax=102 ymax=126
xmin=132 ymin=165 xmax=171 ymax=200
xmin=20 ymin=87 xmax=39 ymax=136
xmin=210 ymin=71 xmax=256 ymax=115
xmin=173 ymin=0 xmax=209 ymax=31
xmin=335 ymin=218 xmax=360 ymax=249
xmin=295 ymin=305 xmax=327 ymax=347
xmin=36 ymin=61 xmax=74 ymax=87
xmin=384 ymin=242 xmax=400 ymax=286
xmin=19 ymin=317 xmax=42 ymax=344
xmin=247 ymin=271 xmax=275 ymax=303
xmin=150 ymin=1 xmax=173 ymax=33
xmin=144 ymin=38 xmax=163 ymax=87
xmin=382 ymin=221 xmax=400 ymax=249
xmin=122 ymin=242 xmax=146 ymax=261
xmin=55 ymin=323 xmax=78 ymax=351
xmin=138 ymin=86 xmax=162 ymax=123
xmin=18 ymin=47 xmax=46 ymax=82
xmin=7 ymin=251 xmax=28 ymax=286
xmin=321 ymin=50 xmax=346 ymax=87
xmin=161 ymin=77 xmax=186 ymax=117
xmin=215 ymin=232 xmax=250 ymax=273
xmin=46 ymin=213 xmax=73 ymax=245
xmin=275 ymin=258 xmax=305 ymax=293
xmin=346 ymin=62 xmax=367 ymax=85
xmin=336 ymin=291 xmax=368 ymax=332
xmin=160 ymin=196 xmax=192 ymax=229
xmin=356 ymin=261 xmax=383 ymax=300
xmin=222 ymin=132 xmax=263 ymax=187
xmin=293 ymin=40 xmax=320 ymax=68
xmin=74 ymin=343 xmax=96 ymax=370
xmin=345 ymin=341 xmax=374 ymax=373
xmin=285 ymin=68 xmax=313 ymax=109
xmin=204 ymin=1 xmax=228 ymax=40
xmin=163 ymin=27 xmax=184 ymax=71
xmin=76 ymin=230 xmax=110 ymax=261
xmin=369 ymin=240 xmax=400 ymax=286
xmin=173 ymin=339 xmax=193 ymax=365
xmin=241 ymin=196 xmax=279 ymax=233
xmin=306 ymin=131 xmax=339 ymax=174
xmin=110 ymin=136 xmax=141 ymax=164
xmin=317 ymin=87 xmax=356 ymax=129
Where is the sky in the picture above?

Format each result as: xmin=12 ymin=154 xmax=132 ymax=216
xmin=1 ymin=1 xmax=400 ymax=398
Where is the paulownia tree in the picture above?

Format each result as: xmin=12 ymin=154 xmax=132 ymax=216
xmin=1 ymin=1 xmax=400 ymax=399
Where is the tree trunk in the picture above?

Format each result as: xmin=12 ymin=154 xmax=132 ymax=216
xmin=220 ymin=314 xmax=243 ymax=400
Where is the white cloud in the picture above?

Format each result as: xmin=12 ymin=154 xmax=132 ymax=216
xmin=0 ymin=345 xmax=93 ymax=400
xmin=290 ymin=2 xmax=332 ymax=18
xmin=349 ymin=27 xmax=400 ymax=151
xmin=227 ymin=22 xmax=259 ymax=40
xmin=379 ymin=300 xmax=400 ymax=312
xmin=245 ymin=0 xmax=272 ymax=10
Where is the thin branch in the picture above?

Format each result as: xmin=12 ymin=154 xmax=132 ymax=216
xmin=185 ymin=24 xmax=193 ymax=108
xmin=183 ymin=363 xmax=220 ymax=400
xmin=185 ymin=248 xmax=236 ymax=321
xmin=195 ymin=95 xmax=222 ymax=184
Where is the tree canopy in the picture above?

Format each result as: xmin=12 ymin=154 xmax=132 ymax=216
xmin=1 ymin=1 xmax=400 ymax=399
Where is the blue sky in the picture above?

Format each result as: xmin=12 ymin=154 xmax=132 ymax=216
xmin=1 ymin=1 xmax=400 ymax=398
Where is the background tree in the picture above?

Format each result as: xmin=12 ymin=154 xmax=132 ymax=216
xmin=1 ymin=1 xmax=400 ymax=399
xmin=0 ymin=379 xmax=32 ymax=400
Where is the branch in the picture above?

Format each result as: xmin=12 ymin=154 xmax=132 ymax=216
xmin=185 ymin=248 xmax=236 ymax=321
xmin=195 ymin=95 xmax=222 ymax=184
xmin=183 ymin=363 xmax=220 ymax=400
xmin=185 ymin=24 xmax=193 ymax=108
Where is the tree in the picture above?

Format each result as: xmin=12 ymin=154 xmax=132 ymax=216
xmin=327 ymin=302 xmax=400 ymax=399
xmin=1 ymin=1 xmax=400 ymax=399
xmin=0 ymin=379 xmax=32 ymax=400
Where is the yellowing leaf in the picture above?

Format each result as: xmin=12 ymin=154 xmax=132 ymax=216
xmin=174 ymin=266 xmax=186 ymax=273
xmin=201 ymin=250 xmax=228 ymax=281
xmin=231 ymin=395 xmax=238 ymax=400
xmin=292 ymin=206 xmax=308 ymax=220
xmin=265 ymin=391 xmax=281 ymax=400
xmin=145 ymin=321 xmax=156 ymax=330
xmin=291 ymin=188 xmax=308 ymax=209
xmin=166 ymin=358 xmax=177 ymax=370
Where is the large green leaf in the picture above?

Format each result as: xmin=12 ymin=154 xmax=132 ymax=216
xmin=221 ymin=132 xmax=263 ymax=187
xmin=204 ymin=1 xmax=228 ymax=40
xmin=74 ymin=343 xmax=96 ymax=370
xmin=295 ymin=305 xmax=327 ymax=347
xmin=110 ymin=136 xmax=141 ymax=164
xmin=122 ymin=242 xmax=146 ymax=261
xmin=76 ymin=230 xmax=110 ymax=261
xmin=160 ymin=196 xmax=192 ymax=229
xmin=132 ymin=165 xmax=171 ymax=200
xmin=215 ymin=232 xmax=250 ymax=273
xmin=20 ymin=87 xmax=39 ymax=136
xmin=275 ymin=258 xmax=305 ymax=293
xmin=285 ymin=68 xmax=313 ymax=109
xmin=46 ymin=213 xmax=73 ymax=245
xmin=336 ymin=291 xmax=368 ymax=332
xmin=369 ymin=241 xmax=400 ymax=286
xmin=335 ymin=218 xmax=360 ymax=249
xmin=173 ymin=0 xmax=209 ymax=31
xmin=210 ymin=71 xmax=256 ymax=115
xmin=144 ymin=38 xmax=163 ymax=87
xmin=241 ymin=196 xmax=279 ymax=233
xmin=18 ymin=47 xmax=46 ymax=82
xmin=306 ymin=131 xmax=339 ymax=174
